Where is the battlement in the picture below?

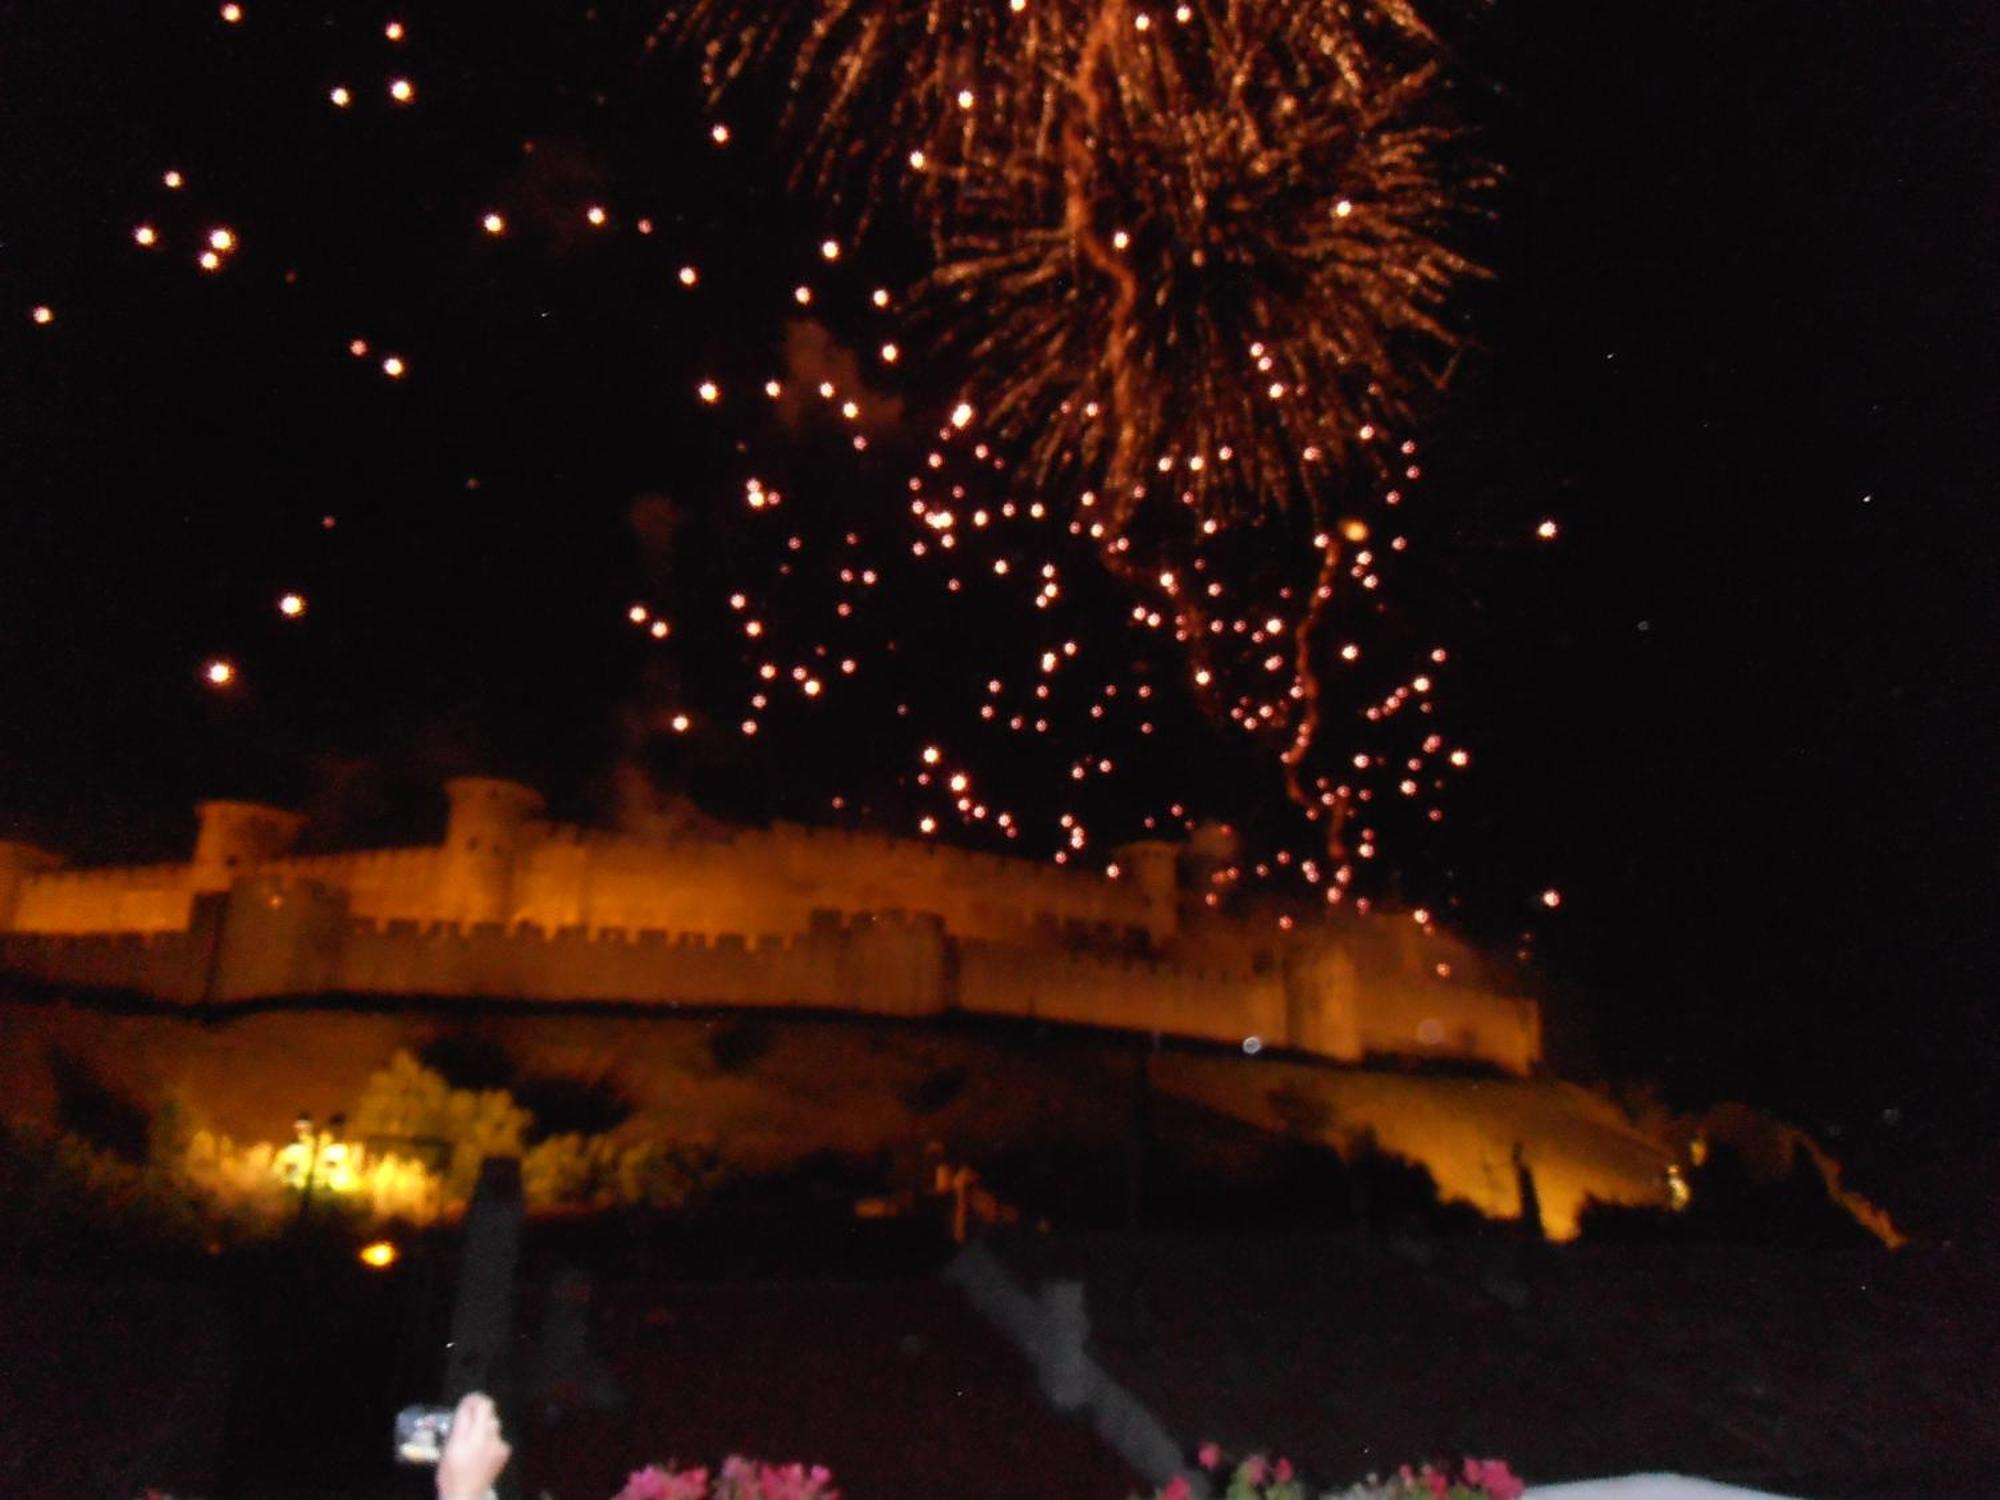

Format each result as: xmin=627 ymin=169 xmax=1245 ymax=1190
xmin=15 ymin=861 xmax=190 ymax=889
xmin=742 ymin=819 xmax=1172 ymax=904
xmin=0 ymin=780 xmax=1541 ymax=1072
xmin=9 ymin=861 xmax=198 ymax=934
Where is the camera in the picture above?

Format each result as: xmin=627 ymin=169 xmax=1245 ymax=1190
xmin=394 ymin=1404 xmax=457 ymax=1465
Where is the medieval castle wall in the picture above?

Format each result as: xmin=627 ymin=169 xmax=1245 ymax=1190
xmin=0 ymin=779 xmax=1542 ymax=1074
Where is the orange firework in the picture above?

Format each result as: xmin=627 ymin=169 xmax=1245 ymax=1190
xmin=658 ymin=0 xmax=1487 ymax=534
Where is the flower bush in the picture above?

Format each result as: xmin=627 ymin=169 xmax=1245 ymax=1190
xmin=615 ymin=1456 xmax=839 ymax=1500
xmin=1150 ymin=1447 xmax=1524 ymax=1500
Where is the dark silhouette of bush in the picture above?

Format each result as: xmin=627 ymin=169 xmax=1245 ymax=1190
xmin=981 ymin=1135 xmax=1132 ymax=1227
xmin=0 ymin=1117 xmax=206 ymax=1270
xmin=1577 ymin=1140 xmax=1879 ymax=1249
xmin=1345 ymin=1129 xmax=1487 ymax=1236
xmin=704 ymin=1150 xmax=885 ymax=1225
xmin=1267 ymin=1082 xmax=1334 ymax=1140
xmin=901 ymin=1063 xmax=969 ymax=1116
xmin=416 ymin=1028 xmax=518 ymax=1091
xmin=707 ymin=1018 xmax=775 ymax=1074
xmin=412 ymin=1033 xmax=634 ymax=1143
xmin=514 ymin=1071 xmax=635 ymax=1143
xmin=46 ymin=1044 xmax=152 ymax=1164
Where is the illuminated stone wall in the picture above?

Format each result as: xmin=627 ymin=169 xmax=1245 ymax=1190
xmin=8 ymin=862 xmax=200 ymax=933
xmin=3 ymin=784 xmax=1174 ymax=948
xmin=0 ymin=780 xmax=1542 ymax=1073
xmin=957 ymin=939 xmax=1290 ymax=1045
xmin=500 ymin=823 xmax=1172 ymax=946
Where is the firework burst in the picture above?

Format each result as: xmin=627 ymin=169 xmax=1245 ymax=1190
xmin=658 ymin=0 xmax=1491 ymax=868
xmin=659 ymin=0 xmax=1486 ymax=535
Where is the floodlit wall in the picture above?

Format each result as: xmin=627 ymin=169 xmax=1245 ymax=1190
xmin=0 ymin=874 xmax=1539 ymax=1072
xmin=262 ymin=848 xmax=447 ymax=923
xmin=1350 ymin=977 xmax=1543 ymax=1077
xmin=0 ymin=783 xmax=1543 ymax=1073
xmin=3 ymin=786 xmax=1170 ymax=948
xmin=505 ymin=823 xmax=1169 ymax=946
xmin=0 ymin=927 xmax=209 ymax=1000
xmin=958 ymin=940 xmax=1288 ymax=1049
xmin=8 ymin=863 xmax=199 ymax=934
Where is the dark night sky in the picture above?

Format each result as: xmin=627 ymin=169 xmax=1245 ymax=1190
xmin=2 ymin=2 xmax=1994 ymax=1217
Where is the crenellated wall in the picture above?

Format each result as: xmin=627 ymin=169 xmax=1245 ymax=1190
xmin=0 ymin=874 xmax=1540 ymax=1071
xmin=0 ymin=926 xmax=208 ymax=999
xmin=0 ymin=780 xmax=1544 ymax=1073
xmin=3 ymin=784 xmax=1167 ymax=946
xmin=261 ymin=847 xmax=447 ymax=922
xmin=500 ymin=820 xmax=1170 ymax=946
xmin=957 ymin=939 xmax=1289 ymax=1046
xmin=8 ymin=861 xmax=200 ymax=934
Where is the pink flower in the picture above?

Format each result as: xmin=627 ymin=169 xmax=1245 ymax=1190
xmin=1463 ymin=1458 xmax=1525 ymax=1500
xmin=1197 ymin=1442 xmax=1224 ymax=1470
xmin=1422 ymin=1465 xmax=1449 ymax=1499
xmin=1239 ymin=1455 xmax=1269 ymax=1486
xmin=616 ymin=1464 xmax=710 ymax=1500
xmin=707 ymin=1457 xmax=837 ymax=1500
xmin=1160 ymin=1478 xmax=1193 ymax=1500
xmin=1274 ymin=1457 xmax=1295 ymax=1482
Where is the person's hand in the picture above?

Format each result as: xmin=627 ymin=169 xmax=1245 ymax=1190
xmin=436 ymin=1392 xmax=511 ymax=1500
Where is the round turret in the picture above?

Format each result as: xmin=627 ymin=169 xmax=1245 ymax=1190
xmin=437 ymin=777 xmax=545 ymax=925
xmin=443 ymin=777 xmax=546 ymax=856
xmin=0 ymin=840 xmax=63 ymax=929
xmin=1111 ymin=838 xmax=1183 ymax=941
xmin=192 ymin=801 xmax=304 ymax=888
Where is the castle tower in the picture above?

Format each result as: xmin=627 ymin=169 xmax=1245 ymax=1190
xmin=191 ymin=801 xmax=305 ymax=892
xmin=0 ymin=840 xmax=63 ymax=930
xmin=1112 ymin=839 xmax=1183 ymax=942
xmin=437 ymin=777 xmax=545 ymax=926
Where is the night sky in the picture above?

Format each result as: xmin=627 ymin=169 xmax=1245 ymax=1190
xmin=2 ymin=2 xmax=1993 ymax=1221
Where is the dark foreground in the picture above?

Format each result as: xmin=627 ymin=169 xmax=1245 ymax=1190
xmin=3 ymin=1221 xmax=1991 ymax=1500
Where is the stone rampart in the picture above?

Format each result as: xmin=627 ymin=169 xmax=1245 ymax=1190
xmin=0 ymin=874 xmax=1538 ymax=1073
xmin=502 ymin=822 xmax=1168 ymax=948
xmin=0 ymin=781 xmax=1543 ymax=1073
xmin=1352 ymin=977 xmax=1543 ymax=1076
xmin=8 ymin=863 xmax=198 ymax=934
xmin=263 ymin=847 xmax=446 ymax=923
xmin=0 ymin=927 xmax=206 ymax=999
xmin=957 ymin=940 xmax=1288 ymax=1050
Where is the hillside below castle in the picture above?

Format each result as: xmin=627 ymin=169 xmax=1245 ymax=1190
xmin=0 ymin=777 xmax=1540 ymax=1074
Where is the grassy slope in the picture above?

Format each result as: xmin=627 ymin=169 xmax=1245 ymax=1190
xmin=0 ymin=993 xmax=1674 ymax=1234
